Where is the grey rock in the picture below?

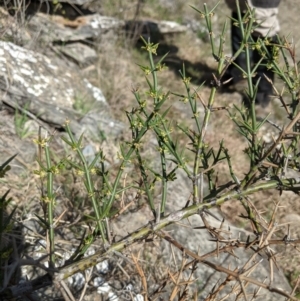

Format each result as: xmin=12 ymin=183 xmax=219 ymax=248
xmin=26 ymin=13 xmax=124 ymax=44
xmin=0 ymin=111 xmax=36 ymax=174
xmin=79 ymin=109 xmax=124 ymax=140
xmin=0 ymin=37 xmax=123 ymax=191
xmin=0 ymin=40 xmax=79 ymax=109
xmin=158 ymin=169 xmax=291 ymax=300
xmin=155 ymin=20 xmax=187 ymax=34
xmin=57 ymin=42 xmax=97 ymax=66
xmin=114 ymin=168 xmax=291 ymax=300
xmin=83 ymin=78 xmax=106 ymax=103
xmin=0 ymin=41 xmax=121 ymax=139
xmin=49 ymin=0 xmax=94 ymax=4
xmin=82 ymin=144 xmax=96 ymax=164
xmin=162 ymin=213 xmax=291 ymax=300
xmin=126 ymin=19 xmax=187 ymax=41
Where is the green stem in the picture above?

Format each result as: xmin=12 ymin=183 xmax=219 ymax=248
xmin=44 ymin=144 xmax=55 ymax=267
xmin=158 ymin=140 xmax=167 ymax=217
xmin=136 ymin=150 xmax=155 ymax=217
xmin=65 ymin=126 xmax=106 ymax=243
xmin=235 ymin=2 xmax=258 ymax=167
xmin=55 ymin=177 xmax=299 ymax=280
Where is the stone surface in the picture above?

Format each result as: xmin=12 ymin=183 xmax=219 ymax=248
xmin=26 ymin=13 xmax=125 ymax=44
xmin=0 ymin=41 xmax=123 ymax=138
xmin=0 ymin=111 xmax=37 ymax=175
xmin=53 ymin=0 xmax=93 ymax=4
xmin=113 ymin=168 xmax=291 ymax=300
xmin=57 ymin=42 xmax=97 ymax=66
xmin=0 ymin=40 xmax=78 ymax=108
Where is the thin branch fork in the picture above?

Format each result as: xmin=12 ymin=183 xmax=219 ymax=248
xmin=55 ymin=178 xmax=299 ymax=280
xmin=262 ymin=110 xmax=300 ymax=161
xmin=160 ymin=231 xmax=298 ymax=301
xmin=2 ymin=178 xmax=300 ymax=299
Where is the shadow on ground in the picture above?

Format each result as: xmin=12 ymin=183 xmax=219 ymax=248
xmin=125 ymin=20 xmax=216 ymax=86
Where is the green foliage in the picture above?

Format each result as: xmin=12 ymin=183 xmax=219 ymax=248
xmin=14 ymin=105 xmax=34 ymax=139
xmin=2 ymin=2 xmax=300 ymax=300
xmin=0 ymin=155 xmax=17 ymax=286
xmin=73 ymin=94 xmax=95 ymax=116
